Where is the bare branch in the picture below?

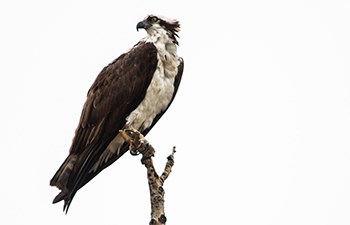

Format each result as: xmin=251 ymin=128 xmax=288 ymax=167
xmin=160 ymin=147 xmax=176 ymax=183
xmin=119 ymin=129 xmax=176 ymax=225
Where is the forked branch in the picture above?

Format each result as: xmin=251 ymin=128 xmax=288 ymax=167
xmin=119 ymin=129 xmax=176 ymax=225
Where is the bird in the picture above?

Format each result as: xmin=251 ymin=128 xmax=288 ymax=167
xmin=50 ymin=14 xmax=184 ymax=213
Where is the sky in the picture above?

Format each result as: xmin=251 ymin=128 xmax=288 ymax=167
xmin=1 ymin=0 xmax=350 ymax=224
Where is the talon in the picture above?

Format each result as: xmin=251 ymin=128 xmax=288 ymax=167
xmin=130 ymin=149 xmax=140 ymax=156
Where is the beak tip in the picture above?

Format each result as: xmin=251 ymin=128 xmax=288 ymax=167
xmin=136 ymin=21 xmax=144 ymax=31
xmin=136 ymin=21 xmax=151 ymax=32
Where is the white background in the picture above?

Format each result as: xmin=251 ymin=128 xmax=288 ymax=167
xmin=1 ymin=0 xmax=350 ymax=224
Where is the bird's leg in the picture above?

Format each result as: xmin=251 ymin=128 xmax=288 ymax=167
xmin=119 ymin=128 xmax=138 ymax=155
xmin=119 ymin=128 xmax=151 ymax=156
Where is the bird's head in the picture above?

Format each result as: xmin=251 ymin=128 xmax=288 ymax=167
xmin=137 ymin=15 xmax=180 ymax=45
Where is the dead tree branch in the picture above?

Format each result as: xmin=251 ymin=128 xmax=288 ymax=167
xmin=119 ymin=128 xmax=176 ymax=225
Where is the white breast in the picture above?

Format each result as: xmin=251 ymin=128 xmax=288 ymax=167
xmin=126 ymin=43 xmax=179 ymax=131
xmin=126 ymin=23 xmax=180 ymax=131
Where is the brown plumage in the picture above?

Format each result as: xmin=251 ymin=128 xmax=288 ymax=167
xmin=50 ymin=15 xmax=183 ymax=213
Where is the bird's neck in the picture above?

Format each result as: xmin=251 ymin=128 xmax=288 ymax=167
xmin=146 ymin=29 xmax=178 ymax=56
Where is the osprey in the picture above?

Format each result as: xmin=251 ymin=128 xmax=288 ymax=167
xmin=50 ymin=15 xmax=184 ymax=213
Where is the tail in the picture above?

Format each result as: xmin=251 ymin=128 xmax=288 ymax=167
xmin=52 ymin=190 xmax=73 ymax=213
xmin=50 ymin=142 xmax=130 ymax=213
xmin=50 ymin=154 xmax=77 ymax=213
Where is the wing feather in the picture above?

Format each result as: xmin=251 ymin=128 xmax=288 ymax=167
xmin=70 ymin=43 xmax=157 ymax=154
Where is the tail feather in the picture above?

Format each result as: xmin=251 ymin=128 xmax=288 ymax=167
xmin=50 ymin=155 xmax=77 ymax=189
xmin=50 ymin=154 xmax=78 ymax=213
xmin=50 ymin=142 xmax=129 ymax=213
xmin=51 ymin=190 xmax=74 ymax=214
xmin=52 ymin=191 xmax=67 ymax=204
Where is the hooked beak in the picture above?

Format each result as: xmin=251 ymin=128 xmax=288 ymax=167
xmin=136 ymin=20 xmax=151 ymax=31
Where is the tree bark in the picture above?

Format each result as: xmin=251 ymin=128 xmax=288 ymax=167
xmin=119 ymin=129 xmax=176 ymax=225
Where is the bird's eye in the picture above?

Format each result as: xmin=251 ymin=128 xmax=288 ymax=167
xmin=151 ymin=17 xmax=158 ymax=22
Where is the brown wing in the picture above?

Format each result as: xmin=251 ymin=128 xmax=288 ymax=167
xmin=72 ymin=43 xmax=159 ymax=154
xmin=50 ymin=42 xmax=158 ymax=212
